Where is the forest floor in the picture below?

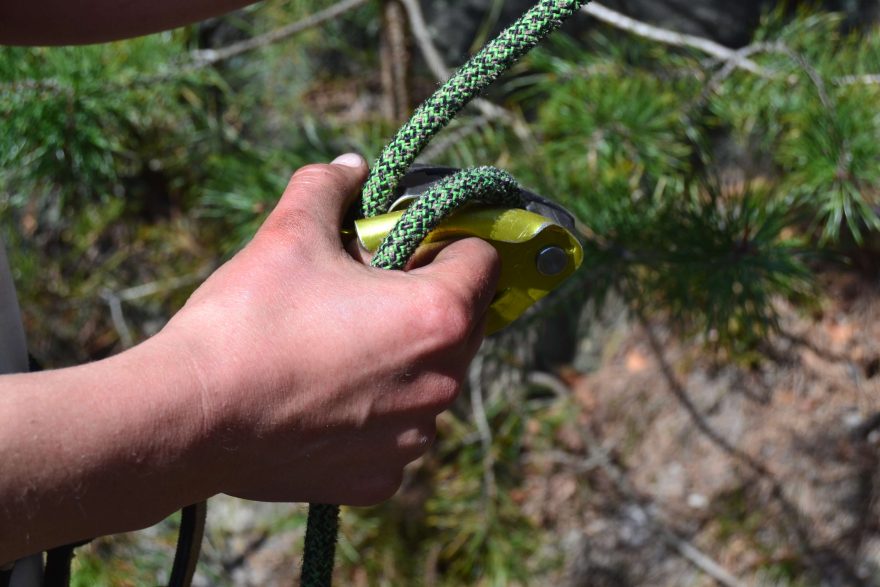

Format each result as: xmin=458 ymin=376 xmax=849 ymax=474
xmin=538 ymin=268 xmax=880 ymax=586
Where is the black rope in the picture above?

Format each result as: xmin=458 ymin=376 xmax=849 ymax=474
xmin=0 ymin=565 xmax=13 ymax=587
xmin=43 ymin=543 xmax=81 ymax=587
xmin=167 ymin=502 xmax=207 ymax=587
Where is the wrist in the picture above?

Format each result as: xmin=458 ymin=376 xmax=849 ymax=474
xmin=0 ymin=333 xmax=224 ymax=558
xmin=136 ymin=326 xmax=232 ymax=500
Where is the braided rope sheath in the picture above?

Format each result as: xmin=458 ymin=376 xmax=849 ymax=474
xmin=372 ymin=167 xmax=523 ymax=269
xmin=300 ymin=504 xmax=340 ymax=586
xmin=301 ymin=1 xmax=587 ymax=585
xmin=361 ymin=0 xmax=587 ymax=218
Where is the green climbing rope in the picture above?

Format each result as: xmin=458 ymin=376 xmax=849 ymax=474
xmin=362 ymin=0 xmax=587 ymax=218
xmin=371 ymin=167 xmax=524 ymax=269
xmin=300 ymin=1 xmax=587 ymax=585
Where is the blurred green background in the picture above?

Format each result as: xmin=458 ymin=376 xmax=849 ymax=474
xmin=2 ymin=0 xmax=880 ymax=585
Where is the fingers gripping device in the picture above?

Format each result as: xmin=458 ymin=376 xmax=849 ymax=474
xmin=304 ymin=1 xmax=590 ymax=585
xmin=349 ymin=165 xmax=584 ymax=334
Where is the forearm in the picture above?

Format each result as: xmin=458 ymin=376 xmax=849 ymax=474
xmin=0 ymin=332 xmax=217 ymax=564
xmin=0 ymin=158 xmax=497 ymax=563
xmin=0 ymin=0 xmax=260 ymax=46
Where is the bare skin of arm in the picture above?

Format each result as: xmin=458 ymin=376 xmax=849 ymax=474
xmin=0 ymin=156 xmax=499 ymax=564
xmin=0 ymin=0 xmax=262 ymax=45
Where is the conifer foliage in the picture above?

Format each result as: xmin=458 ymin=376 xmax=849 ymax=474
xmin=1 ymin=2 xmax=879 ymax=584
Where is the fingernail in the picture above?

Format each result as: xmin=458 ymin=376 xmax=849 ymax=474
xmin=331 ymin=153 xmax=364 ymax=168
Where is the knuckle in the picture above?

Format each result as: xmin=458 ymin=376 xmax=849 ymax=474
xmin=290 ymin=164 xmax=347 ymax=193
xmin=465 ymin=243 xmax=501 ymax=297
xmin=259 ymin=207 xmax=317 ymax=248
xmin=356 ymin=472 xmax=403 ymax=506
xmin=291 ymin=163 xmax=332 ymax=183
xmin=416 ymin=284 xmax=473 ymax=346
xmin=398 ymin=424 xmax=437 ymax=457
xmin=471 ymin=238 xmax=501 ymax=272
xmin=430 ymin=374 xmax=462 ymax=410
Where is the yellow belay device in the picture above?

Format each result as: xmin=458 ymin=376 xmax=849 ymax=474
xmin=351 ymin=165 xmax=584 ymax=333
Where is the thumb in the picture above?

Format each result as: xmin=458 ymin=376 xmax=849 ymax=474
xmin=411 ymin=237 xmax=501 ymax=323
xmin=260 ymin=154 xmax=368 ymax=251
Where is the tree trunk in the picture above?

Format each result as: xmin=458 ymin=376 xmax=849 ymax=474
xmin=380 ymin=0 xmax=412 ymax=123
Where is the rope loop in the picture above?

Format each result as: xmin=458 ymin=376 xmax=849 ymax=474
xmin=302 ymin=2 xmax=588 ymax=585
xmin=371 ymin=167 xmax=523 ymax=270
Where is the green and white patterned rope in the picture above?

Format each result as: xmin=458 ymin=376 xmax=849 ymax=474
xmin=371 ymin=167 xmax=523 ymax=269
xmin=360 ymin=0 xmax=587 ymax=218
xmin=301 ymin=1 xmax=586 ymax=585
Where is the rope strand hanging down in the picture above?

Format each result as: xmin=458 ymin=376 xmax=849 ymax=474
xmin=300 ymin=1 xmax=588 ymax=585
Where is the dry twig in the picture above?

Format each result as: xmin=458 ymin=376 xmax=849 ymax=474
xmin=100 ymin=269 xmax=211 ymax=349
xmin=584 ymin=2 xmax=880 ymax=88
xmin=190 ymin=0 xmax=369 ymax=67
xmin=379 ymin=0 xmax=412 ymax=122
xmin=469 ymin=354 xmax=498 ymax=500
xmin=524 ymin=370 xmax=746 ymax=586
xmin=579 ymin=428 xmax=747 ymax=587
xmin=583 ymin=3 xmax=768 ymax=76
xmin=398 ymin=0 xmax=534 ymax=148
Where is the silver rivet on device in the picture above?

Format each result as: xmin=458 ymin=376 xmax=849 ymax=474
xmin=536 ymin=246 xmax=569 ymax=276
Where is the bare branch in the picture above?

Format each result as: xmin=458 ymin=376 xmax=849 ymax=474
xmin=634 ymin=310 xmax=867 ymax=583
xmin=398 ymin=0 xmax=450 ymax=81
xmin=525 ymin=371 xmax=570 ymax=398
xmin=2 ymin=0 xmax=369 ymax=95
xmin=837 ymin=73 xmax=880 ymax=86
xmin=635 ymin=312 xmax=775 ymax=478
xmin=575 ymin=425 xmax=747 ymax=587
xmin=379 ymin=0 xmax=412 ymax=122
xmin=661 ymin=529 xmax=747 ymax=587
xmin=517 ymin=369 xmax=745 ymax=586
xmin=100 ymin=269 xmax=211 ymax=348
xmin=399 ymin=0 xmax=533 ymax=147
xmin=416 ymin=116 xmax=492 ymax=162
xmin=190 ymin=0 xmax=369 ymax=67
xmin=100 ymin=289 xmax=134 ymax=349
xmin=773 ymin=43 xmax=833 ymax=109
xmin=113 ymin=269 xmax=210 ymax=302
xmin=584 ymin=3 xmax=880 ymax=88
xmin=469 ymin=354 xmax=498 ymax=500
xmin=583 ymin=3 xmax=768 ymax=76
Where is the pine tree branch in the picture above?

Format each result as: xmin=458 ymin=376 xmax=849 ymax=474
xmin=0 ymin=78 xmax=66 ymax=95
xmin=0 ymin=0 xmax=368 ymax=95
xmin=4 ymin=1 xmax=877 ymax=99
xmin=190 ymin=0 xmax=369 ymax=67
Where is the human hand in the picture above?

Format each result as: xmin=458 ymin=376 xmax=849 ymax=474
xmin=162 ymin=154 xmax=499 ymax=506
